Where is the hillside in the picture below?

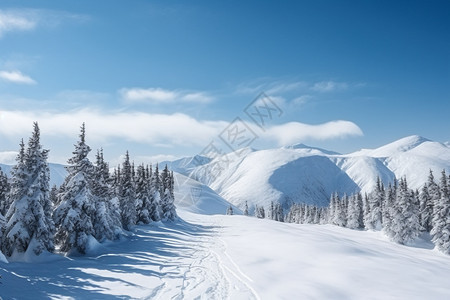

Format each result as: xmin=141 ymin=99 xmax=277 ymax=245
xmin=2 ymin=207 xmax=450 ymax=299
xmin=184 ymin=135 xmax=450 ymax=212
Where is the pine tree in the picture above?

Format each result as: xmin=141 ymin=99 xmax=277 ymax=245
xmin=243 ymin=201 xmax=249 ymax=216
xmin=347 ymin=193 xmax=363 ymax=229
xmin=135 ymin=164 xmax=151 ymax=224
xmin=226 ymin=205 xmax=234 ymax=215
xmin=382 ymin=183 xmax=396 ymax=236
xmin=0 ymin=167 xmax=10 ymax=216
xmin=427 ymin=170 xmax=440 ymax=214
xmin=49 ymin=185 xmax=59 ymax=207
xmin=3 ymin=123 xmax=55 ymax=256
xmin=91 ymin=149 xmax=120 ymax=241
xmin=419 ymin=183 xmax=433 ymax=232
xmin=160 ymin=165 xmax=177 ymax=221
xmin=365 ymin=177 xmax=384 ymax=230
xmin=431 ymin=170 xmax=450 ymax=254
xmin=54 ymin=123 xmax=96 ymax=254
xmin=388 ymin=178 xmax=420 ymax=245
xmin=275 ymin=203 xmax=284 ymax=222
xmin=118 ymin=151 xmax=137 ymax=230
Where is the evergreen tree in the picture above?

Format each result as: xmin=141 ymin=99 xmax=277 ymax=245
xmin=431 ymin=170 xmax=450 ymax=254
xmin=387 ymin=178 xmax=421 ymax=244
xmin=226 ymin=204 xmax=234 ymax=215
xmin=118 ymin=151 xmax=137 ymax=230
xmin=427 ymin=170 xmax=440 ymax=214
xmin=418 ymin=183 xmax=432 ymax=232
xmin=275 ymin=203 xmax=284 ymax=222
xmin=149 ymin=164 xmax=162 ymax=221
xmin=347 ymin=193 xmax=362 ymax=229
xmin=365 ymin=177 xmax=384 ymax=230
xmin=3 ymin=123 xmax=55 ymax=256
xmin=0 ymin=167 xmax=10 ymax=216
xmin=135 ymin=164 xmax=151 ymax=224
xmin=53 ymin=123 xmax=96 ymax=254
xmin=243 ymin=201 xmax=249 ymax=216
xmin=49 ymin=185 xmax=59 ymax=207
xmin=91 ymin=149 xmax=120 ymax=241
xmin=382 ymin=183 xmax=396 ymax=236
xmin=160 ymin=165 xmax=176 ymax=221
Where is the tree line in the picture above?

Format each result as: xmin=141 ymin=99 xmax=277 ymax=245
xmin=240 ymin=171 xmax=450 ymax=255
xmin=0 ymin=122 xmax=176 ymax=257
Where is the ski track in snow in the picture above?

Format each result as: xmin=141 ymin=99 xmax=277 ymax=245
xmin=0 ymin=213 xmax=258 ymax=299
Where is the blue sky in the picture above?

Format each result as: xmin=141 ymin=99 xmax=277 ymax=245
xmin=0 ymin=0 xmax=448 ymax=165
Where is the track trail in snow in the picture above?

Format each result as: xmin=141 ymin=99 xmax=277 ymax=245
xmin=147 ymin=214 xmax=259 ymax=300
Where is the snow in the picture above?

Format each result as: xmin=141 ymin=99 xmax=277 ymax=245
xmin=173 ymin=172 xmax=241 ymax=215
xmin=186 ymin=135 xmax=450 ymax=209
xmin=1 ymin=135 xmax=450 ymax=298
xmin=2 ymin=207 xmax=450 ymax=299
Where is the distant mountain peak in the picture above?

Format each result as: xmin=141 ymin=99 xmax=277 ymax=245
xmin=283 ymin=143 xmax=341 ymax=155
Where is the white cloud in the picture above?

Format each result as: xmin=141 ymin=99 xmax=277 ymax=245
xmin=311 ymin=81 xmax=349 ymax=92
xmin=0 ymin=109 xmax=228 ymax=147
xmin=0 ymin=70 xmax=36 ymax=84
xmin=0 ymin=151 xmax=18 ymax=165
xmin=0 ymin=10 xmax=36 ymax=37
xmin=120 ymin=87 xmax=213 ymax=104
xmin=291 ymin=95 xmax=312 ymax=106
xmin=0 ymin=9 xmax=89 ymax=38
xmin=262 ymin=120 xmax=363 ymax=146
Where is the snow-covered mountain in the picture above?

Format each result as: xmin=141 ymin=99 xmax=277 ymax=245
xmin=178 ymin=135 xmax=450 ymax=212
xmin=1 ymin=135 xmax=449 ymax=214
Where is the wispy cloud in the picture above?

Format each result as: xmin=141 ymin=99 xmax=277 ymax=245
xmin=262 ymin=120 xmax=363 ymax=146
xmin=0 ymin=10 xmax=36 ymax=37
xmin=0 ymin=8 xmax=89 ymax=38
xmin=0 ymin=109 xmax=227 ymax=147
xmin=0 ymin=70 xmax=36 ymax=84
xmin=120 ymin=87 xmax=214 ymax=104
xmin=311 ymin=81 xmax=349 ymax=92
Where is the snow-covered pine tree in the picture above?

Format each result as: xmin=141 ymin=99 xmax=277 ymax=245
xmin=431 ymin=170 xmax=450 ymax=254
xmin=255 ymin=205 xmax=265 ymax=219
xmin=276 ymin=203 xmax=284 ymax=222
xmin=3 ymin=123 xmax=55 ymax=256
xmin=382 ymin=183 xmax=396 ymax=236
xmin=427 ymin=170 xmax=440 ymax=215
xmin=49 ymin=185 xmax=58 ymax=207
xmin=328 ymin=192 xmax=338 ymax=224
xmin=243 ymin=201 xmax=249 ymax=216
xmin=365 ymin=176 xmax=384 ymax=230
xmin=149 ymin=164 xmax=162 ymax=221
xmin=347 ymin=193 xmax=362 ymax=229
xmin=91 ymin=149 xmax=120 ymax=241
xmin=226 ymin=205 xmax=233 ymax=215
xmin=269 ymin=201 xmax=275 ymax=220
xmin=135 ymin=164 xmax=151 ymax=224
xmin=388 ymin=177 xmax=421 ymax=245
xmin=54 ymin=123 xmax=96 ymax=254
xmin=118 ymin=151 xmax=137 ymax=230
xmin=0 ymin=167 xmax=10 ymax=216
xmin=418 ymin=183 xmax=432 ymax=232
xmin=331 ymin=193 xmax=346 ymax=227
xmin=160 ymin=165 xmax=177 ymax=221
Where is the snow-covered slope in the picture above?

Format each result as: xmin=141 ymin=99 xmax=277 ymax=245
xmin=182 ymin=135 xmax=450 ymax=212
xmin=173 ymin=172 xmax=240 ymax=215
xmin=162 ymin=155 xmax=211 ymax=176
xmin=2 ymin=206 xmax=450 ymax=299
xmin=350 ymin=135 xmax=450 ymax=189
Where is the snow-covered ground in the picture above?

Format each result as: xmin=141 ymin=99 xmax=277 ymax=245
xmin=1 ymin=209 xmax=450 ymax=299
